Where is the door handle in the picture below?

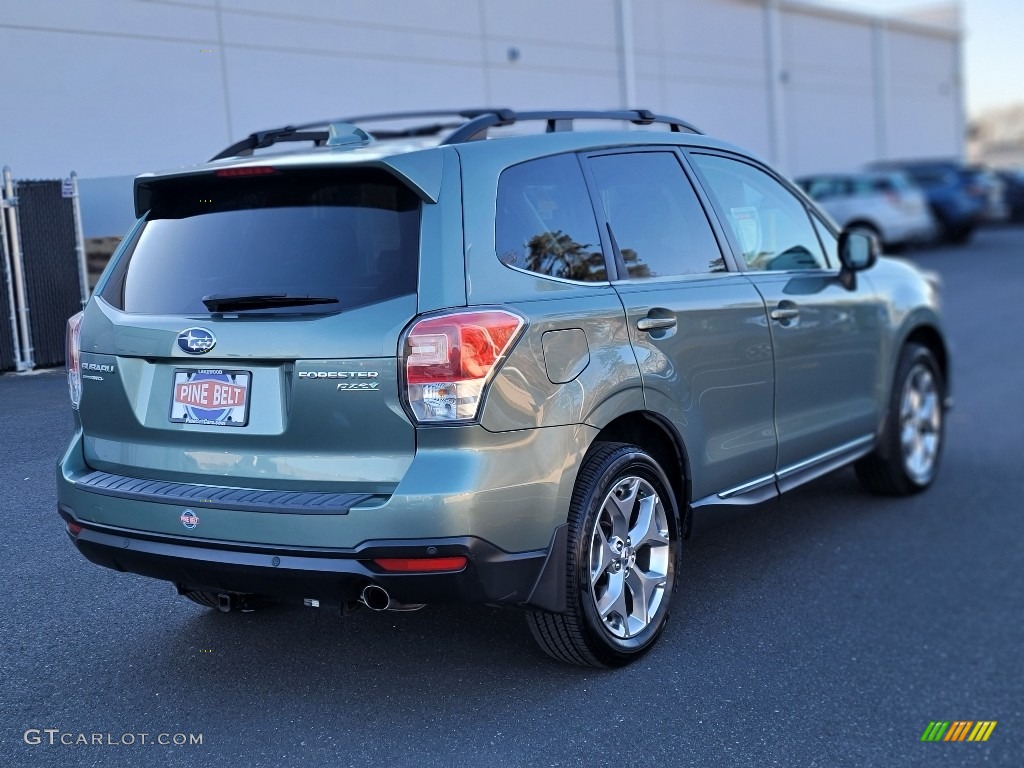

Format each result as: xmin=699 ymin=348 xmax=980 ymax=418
xmin=637 ymin=316 xmax=677 ymax=332
xmin=769 ymin=306 xmax=800 ymax=321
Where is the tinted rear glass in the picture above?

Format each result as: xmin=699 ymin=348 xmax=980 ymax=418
xmin=103 ymin=169 xmax=419 ymax=314
xmin=495 ymin=153 xmax=607 ymax=282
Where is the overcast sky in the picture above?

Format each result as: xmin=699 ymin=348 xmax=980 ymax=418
xmin=836 ymin=0 xmax=1021 ymax=116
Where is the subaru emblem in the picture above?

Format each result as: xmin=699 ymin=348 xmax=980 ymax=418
xmin=177 ymin=327 xmax=216 ymax=355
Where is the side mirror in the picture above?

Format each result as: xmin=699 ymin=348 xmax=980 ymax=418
xmin=838 ymin=229 xmax=878 ymax=273
xmin=836 ymin=229 xmax=878 ymax=289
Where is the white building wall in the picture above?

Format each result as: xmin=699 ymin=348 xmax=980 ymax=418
xmin=0 ymin=0 xmax=963 ymax=184
xmin=778 ymin=8 xmax=878 ymax=175
xmin=886 ymin=28 xmax=963 ymax=159
xmin=633 ymin=0 xmax=773 ymax=160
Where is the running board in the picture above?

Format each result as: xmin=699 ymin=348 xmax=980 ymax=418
xmin=689 ymin=435 xmax=875 ymax=533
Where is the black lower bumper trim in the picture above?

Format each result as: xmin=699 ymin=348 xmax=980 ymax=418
xmin=60 ymin=507 xmax=558 ymax=609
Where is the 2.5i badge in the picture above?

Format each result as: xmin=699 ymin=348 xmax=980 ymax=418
xmin=169 ymin=369 xmax=251 ymax=427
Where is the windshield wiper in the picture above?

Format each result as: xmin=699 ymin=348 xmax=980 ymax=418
xmin=202 ymin=293 xmax=339 ymax=312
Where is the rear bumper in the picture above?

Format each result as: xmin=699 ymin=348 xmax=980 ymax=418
xmin=59 ymin=505 xmax=568 ymax=611
xmin=58 ymin=423 xmax=593 ymax=553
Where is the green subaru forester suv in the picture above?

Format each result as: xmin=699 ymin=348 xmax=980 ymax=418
xmin=58 ymin=110 xmax=949 ymax=667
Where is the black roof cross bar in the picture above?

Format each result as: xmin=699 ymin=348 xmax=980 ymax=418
xmin=440 ymin=109 xmax=702 ymax=144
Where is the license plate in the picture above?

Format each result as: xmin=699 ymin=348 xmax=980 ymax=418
xmin=169 ymin=369 xmax=251 ymax=427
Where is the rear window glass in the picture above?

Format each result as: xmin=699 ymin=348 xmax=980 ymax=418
xmin=102 ymin=169 xmax=419 ymax=314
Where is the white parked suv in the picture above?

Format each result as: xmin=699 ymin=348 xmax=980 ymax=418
xmin=797 ymin=171 xmax=936 ymax=249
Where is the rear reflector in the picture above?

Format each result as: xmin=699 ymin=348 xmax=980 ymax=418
xmin=67 ymin=522 xmax=83 ymax=537
xmin=213 ymin=166 xmax=277 ymax=177
xmin=372 ymin=556 xmax=468 ymax=573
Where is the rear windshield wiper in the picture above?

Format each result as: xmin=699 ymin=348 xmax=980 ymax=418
xmin=202 ymin=293 xmax=339 ymax=312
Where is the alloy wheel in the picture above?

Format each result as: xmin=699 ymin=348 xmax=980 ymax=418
xmin=899 ymin=363 xmax=941 ymax=484
xmin=588 ymin=476 xmax=671 ymax=639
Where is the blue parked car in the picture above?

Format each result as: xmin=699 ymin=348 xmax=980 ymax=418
xmin=868 ymin=159 xmax=987 ymax=244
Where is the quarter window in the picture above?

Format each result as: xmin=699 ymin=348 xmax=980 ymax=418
xmin=693 ymin=154 xmax=828 ymax=272
xmin=588 ymin=152 xmax=725 ymax=278
xmin=495 ymin=154 xmax=606 ymax=282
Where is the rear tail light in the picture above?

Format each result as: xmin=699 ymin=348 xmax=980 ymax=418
xmin=66 ymin=311 xmax=84 ymax=409
xmin=402 ymin=309 xmax=525 ymax=423
xmin=67 ymin=522 xmax=83 ymax=537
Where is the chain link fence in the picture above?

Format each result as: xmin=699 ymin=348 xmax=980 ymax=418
xmin=0 ymin=207 xmax=17 ymax=371
xmin=0 ymin=168 xmax=87 ymax=373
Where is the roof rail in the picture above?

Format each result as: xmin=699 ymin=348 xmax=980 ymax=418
xmin=441 ymin=110 xmax=703 ymax=144
xmin=208 ymin=108 xmax=702 ymax=161
xmin=210 ymin=127 xmax=330 ymax=161
xmin=208 ymin=109 xmax=507 ymax=161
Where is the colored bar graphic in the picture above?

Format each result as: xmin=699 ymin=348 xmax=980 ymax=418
xmin=921 ymin=721 xmax=996 ymax=742
xmin=969 ymin=722 xmax=997 ymax=742
xmin=944 ymin=721 xmax=972 ymax=741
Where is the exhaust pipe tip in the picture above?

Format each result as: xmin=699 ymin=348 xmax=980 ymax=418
xmin=360 ymin=584 xmax=391 ymax=611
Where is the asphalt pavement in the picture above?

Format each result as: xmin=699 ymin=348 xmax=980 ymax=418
xmin=2 ymin=227 xmax=1022 ymax=768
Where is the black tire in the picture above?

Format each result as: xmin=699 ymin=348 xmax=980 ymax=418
xmin=933 ymin=209 xmax=973 ymax=245
xmin=855 ymin=344 xmax=945 ymax=495
xmin=947 ymin=224 xmax=973 ymax=245
xmin=526 ymin=442 xmax=683 ymax=668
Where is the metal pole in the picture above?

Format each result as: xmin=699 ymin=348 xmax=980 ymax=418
xmin=69 ymin=172 xmax=90 ymax=306
xmin=617 ymin=0 xmax=636 ymax=110
xmin=2 ymin=167 xmax=33 ymax=371
xmin=764 ymin=0 xmax=788 ymax=172
xmin=872 ymin=19 xmax=891 ymax=162
xmin=950 ymin=1 xmax=966 ymax=159
xmin=0 ymin=179 xmax=25 ymax=371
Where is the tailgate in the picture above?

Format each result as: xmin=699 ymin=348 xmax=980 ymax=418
xmin=78 ymin=166 xmax=424 ymax=492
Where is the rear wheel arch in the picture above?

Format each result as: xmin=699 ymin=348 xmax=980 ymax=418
xmin=590 ymin=411 xmax=691 ymax=536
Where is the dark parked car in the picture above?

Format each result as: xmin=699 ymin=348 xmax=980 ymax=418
xmin=869 ymin=159 xmax=988 ymax=244
xmin=996 ymin=169 xmax=1024 ymax=222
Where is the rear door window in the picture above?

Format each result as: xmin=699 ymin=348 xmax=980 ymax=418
xmin=102 ymin=168 xmax=419 ymax=315
xmin=587 ymin=152 xmax=725 ymax=277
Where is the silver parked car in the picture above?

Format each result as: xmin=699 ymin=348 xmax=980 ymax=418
xmin=796 ymin=171 xmax=936 ymax=248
